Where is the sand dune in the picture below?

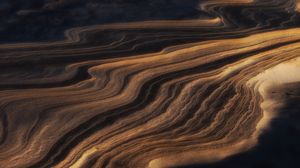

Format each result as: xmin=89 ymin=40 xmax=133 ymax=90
xmin=0 ymin=0 xmax=300 ymax=168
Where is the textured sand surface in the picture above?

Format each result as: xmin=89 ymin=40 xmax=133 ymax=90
xmin=0 ymin=0 xmax=300 ymax=168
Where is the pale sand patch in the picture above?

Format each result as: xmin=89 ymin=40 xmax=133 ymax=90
xmin=148 ymin=57 xmax=300 ymax=168
xmin=295 ymin=0 xmax=300 ymax=12
xmin=250 ymin=57 xmax=300 ymax=132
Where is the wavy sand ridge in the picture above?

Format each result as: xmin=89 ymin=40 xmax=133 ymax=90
xmin=0 ymin=0 xmax=300 ymax=168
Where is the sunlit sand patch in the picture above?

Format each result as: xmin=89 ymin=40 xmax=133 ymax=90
xmin=199 ymin=0 xmax=255 ymax=11
xmin=249 ymin=56 xmax=300 ymax=133
xmin=148 ymin=139 xmax=257 ymax=168
xmin=148 ymin=56 xmax=300 ymax=168
xmin=70 ymin=147 xmax=98 ymax=168
xmin=295 ymin=0 xmax=300 ymax=12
